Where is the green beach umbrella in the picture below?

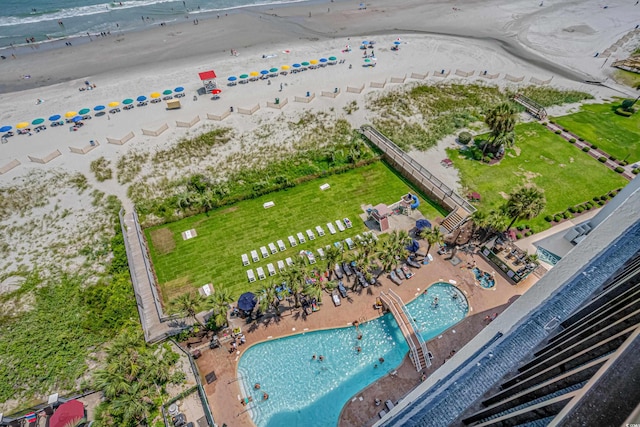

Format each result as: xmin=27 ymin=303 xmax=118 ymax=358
xmin=162 ymin=89 xmax=172 ymax=95
xmin=239 ymin=74 xmax=249 ymax=79
xmin=301 ymin=61 xmax=310 ymax=66
xmin=78 ymin=108 xmax=91 ymax=115
xmin=122 ymin=98 xmax=134 ymax=105
xmin=364 ymin=58 xmax=371 ymax=63
xmin=269 ymin=67 xmax=279 ymax=73
xmin=32 ymin=118 xmax=45 ymax=125
xmin=328 ymin=56 xmax=337 ymax=61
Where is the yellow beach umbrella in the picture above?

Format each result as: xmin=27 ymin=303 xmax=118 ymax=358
xmin=108 ymin=101 xmax=120 ymax=108
xmin=150 ymin=92 xmax=161 ymax=99
xmin=65 ymin=111 xmax=78 ymax=118
xmin=16 ymin=122 xmax=30 ymax=129
xmin=309 ymin=59 xmax=319 ymax=64
xmin=281 ymin=65 xmax=290 ymax=70
xmin=249 ymin=71 xmax=260 ymax=77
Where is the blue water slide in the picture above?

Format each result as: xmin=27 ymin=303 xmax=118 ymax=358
xmin=410 ymin=193 xmax=420 ymax=209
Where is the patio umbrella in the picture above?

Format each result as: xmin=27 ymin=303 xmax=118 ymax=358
xmin=32 ymin=118 xmax=45 ymax=125
xmin=260 ymin=70 xmax=269 ymax=75
xmin=227 ymin=76 xmax=237 ymax=82
xmin=237 ymin=292 xmax=257 ymax=312
xmin=301 ymin=61 xmax=310 ymax=66
xmin=269 ymin=67 xmax=279 ymax=73
xmin=72 ymin=115 xmax=83 ymax=122
xmin=405 ymin=239 xmax=420 ymax=253
xmin=0 ymin=125 xmax=12 ymax=132
xmin=212 ymin=88 xmax=222 ymax=94
xmin=309 ymin=59 xmax=318 ymax=65
xmin=416 ymin=219 xmax=432 ymax=230
xmin=281 ymin=65 xmax=290 ymax=70
xmin=328 ymin=56 xmax=337 ymax=61
xmin=393 ymin=41 xmax=401 ymax=45
xmin=49 ymin=400 xmax=85 ymax=427
xmin=122 ymin=98 xmax=134 ymax=105
xmin=362 ymin=40 xmax=369 ymax=45
xmin=94 ymin=105 xmax=105 ymax=111
xmin=136 ymin=95 xmax=147 ymax=102
xmin=16 ymin=122 xmax=30 ymax=129
xmin=162 ymin=89 xmax=172 ymax=95
xmin=78 ymin=108 xmax=91 ymax=115
xmin=108 ymin=101 xmax=119 ymax=108
xmin=48 ymin=115 xmax=61 ymax=121
xmin=65 ymin=111 xmax=78 ymax=118
xmin=364 ymin=58 xmax=372 ymax=63
xmin=292 ymin=63 xmax=301 ymax=68
xmin=249 ymin=71 xmax=259 ymax=77
xmin=174 ymin=86 xmax=184 ymax=93
xmin=319 ymin=58 xmax=328 ymax=63
xmin=239 ymin=74 xmax=249 ymax=79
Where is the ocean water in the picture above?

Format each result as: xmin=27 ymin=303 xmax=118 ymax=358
xmin=0 ymin=0 xmax=306 ymax=49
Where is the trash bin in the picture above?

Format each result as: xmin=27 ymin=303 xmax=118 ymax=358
xmin=230 ymin=106 xmax=234 ymax=112
xmin=306 ymin=91 xmax=310 ymax=97
xmin=275 ymin=98 xmax=280 ymax=104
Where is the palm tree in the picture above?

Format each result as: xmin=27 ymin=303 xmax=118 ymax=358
xmin=484 ymin=102 xmax=517 ymax=154
xmin=504 ymin=186 xmax=546 ymax=230
xmin=171 ymin=292 xmax=203 ymax=326
xmin=376 ymin=239 xmax=398 ymax=273
xmin=209 ymin=287 xmax=234 ymax=328
xmin=282 ymin=262 xmax=306 ymax=308
xmin=324 ymin=245 xmax=342 ymax=279
xmin=111 ymin=382 xmax=153 ymax=425
xmin=470 ymin=210 xmax=489 ymax=242
xmin=258 ymin=282 xmax=278 ymax=315
xmin=425 ymin=228 xmax=444 ymax=255
xmin=482 ymin=208 xmax=509 ymax=243
xmin=389 ymin=230 xmax=410 ymax=263
xmin=358 ymin=232 xmax=379 ymax=259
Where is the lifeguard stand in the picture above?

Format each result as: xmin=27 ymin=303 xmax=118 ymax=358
xmin=198 ymin=70 xmax=218 ymax=93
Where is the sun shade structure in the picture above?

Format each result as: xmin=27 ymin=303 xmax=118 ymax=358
xmin=281 ymin=65 xmax=290 ymax=70
xmin=309 ymin=59 xmax=319 ymax=64
xmin=31 ymin=118 xmax=45 ymax=125
xmin=416 ymin=219 xmax=432 ymax=230
xmin=72 ymin=115 xmax=83 ymax=122
xmin=150 ymin=92 xmax=161 ymax=98
xmin=227 ymin=76 xmax=237 ymax=81
xmin=16 ymin=122 xmax=29 ymax=129
xmin=0 ymin=125 xmax=12 ymax=132
xmin=174 ymin=86 xmax=184 ymax=92
xmin=269 ymin=67 xmax=279 ymax=73
xmin=78 ymin=108 xmax=90 ymax=115
xmin=48 ymin=115 xmax=61 ymax=121
xmin=301 ymin=61 xmax=310 ymax=66
xmin=65 ymin=111 xmax=78 ymax=118
xmin=137 ymin=96 xmax=147 ymax=102
xmin=260 ymin=70 xmax=269 ymax=75
xmin=94 ymin=105 xmax=105 ymax=111
xmin=108 ymin=101 xmax=119 ymax=107
xmin=328 ymin=56 xmax=337 ymax=61
xmin=50 ymin=400 xmax=85 ymax=427
xmin=122 ymin=98 xmax=133 ymax=105
xmin=250 ymin=71 xmax=260 ymax=77
xmin=162 ymin=89 xmax=172 ymax=95
xmin=198 ymin=70 xmax=217 ymax=80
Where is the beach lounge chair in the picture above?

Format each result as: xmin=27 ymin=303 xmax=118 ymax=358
xmin=356 ymin=271 xmax=368 ymax=288
xmin=305 ymin=250 xmax=316 ymax=265
xmin=277 ymin=240 xmax=286 ymax=251
xmin=317 ymin=247 xmax=325 ymax=259
xmin=257 ymin=267 xmax=266 ymax=280
xmin=306 ymin=229 xmax=315 ymax=241
xmin=342 ymin=262 xmax=353 ymax=276
xmin=338 ymin=281 xmax=348 ymax=298
xmin=286 ymin=257 xmax=294 ymax=266
xmin=241 ymin=253 xmax=250 ymax=266
xmin=251 ymin=250 xmax=259 ymax=263
xmin=288 ymin=235 xmax=297 ymax=247
xmin=345 ymin=237 xmax=355 ymax=250
xmin=378 ymin=410 xmax=387 ymax=419
xmin=315 ymin=225 xmax=325 ymax=237
xmin=385 ymin=400 xmax=395 ymax=411
xmin=297 ymin=232 xmax=306 ymax=244
xmin=406 ymin=257 xmax=421 ymax=269
xmin=389 ymin=270 xmax=403 ymax=285
xmin=343 ymin=218 xmax=353 ymax=228
xmin=395 ymin=267 xmax=406 ymax=280
xmin=334 ymin=264 xmax=344 ymax=279
xmin=335 ymin=220 xmax=345 ymax=232
xmin=260 ymin=246 xmax=269 ymax=259
xmin=277 ymin=260 xmax=286 ymax=272
xmin=247 ymin=269 xmax=256 ymax=283
xmin=334 ymin=241 xmax=343 ymax=251
xmin=402 ymin=264 xmax=414 ymax=279
xmin=332 ymin=290 xmax=341 ymax=307
xmin=327 ymin=222 xmax=337 ymax=235
xmin=268 ymin=242 xmax=278 ymax=254
xmin=267 ymin=263 xmax=276 ymax=276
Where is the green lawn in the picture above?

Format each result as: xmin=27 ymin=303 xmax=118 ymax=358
xmin=145 ymin=162 xmax=442 ymax=302
xmin=448 ymin=122 xmax=628 ymax=231
xmin=553 ymin=102 xmax=640 ymax=163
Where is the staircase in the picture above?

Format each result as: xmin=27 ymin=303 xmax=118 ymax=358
xmin=441 ymin=206 xmax=470 ymax=234
xmin=513 ymin=94 xmax=547 ymax=120
xmin=380 ymin=290 xmax=430 ymax=371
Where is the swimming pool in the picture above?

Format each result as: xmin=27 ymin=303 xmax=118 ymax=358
xmin=536 ymin=246 xmax=562 ymax=266
xmin=237 ymin=282 xmax=468 ymax=427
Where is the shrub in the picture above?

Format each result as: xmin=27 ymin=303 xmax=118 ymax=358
xmin=615 ymin=108 xmax=632 ymax=117
xmin=541 ymin=122 xmax=548 ymax=126
xmin=614 ymin=166 xmax=625 ymax=173
xmin=592 ymin=196 xmax=600 ymax=202
xmin=584 ymin=204 xmax=592 ymax=210
xmin=516 ymin=233 xmax=522 ymax=239
xmin=609 ymin=155 xmax=617 ymax=161
xmin=90 ymin=157 xmax=113 ymax=182
xmin=525 ymin=231 xmax=532 ymax=237
xmin=545 ymin=215 xmax=553 ymax=222
xmin=590 ymin=145 xmax=598 ymax=150
xmin=554 ymin=130 xmax=562 ymax=134
xmin=569 ymin=138 xmax=576 ymax=143
xmin=482 ymin=156 xmax=491 ymax=163
xmin=568 ymin=206 xmax=576 ymax=213
xmin=458 ymin=131 xmax=473 ymax=145
xmin=517 ymin=225 xmax=524 ymax=231
xmin=578 ymin=137 xmax=584 ymax=141
xmin=620 ymin=160 xmax=628 ymax=166
xmin=562 ymin=128 xmax=569 ymax=132
xmin=600 ymin=195 xmax=608 ymax=201
xmin=554 ymin=214 xmax=563 ymax=222
xmin=563 ymin=211 xmax=572 ymax=219
xmin=598 ymin=200 xmax=605 ymax=205
xmin=577 ymin=206 xmax=584 ymax=213
xmin=582 ymin=146 xmax=590 ymax=152
xmin=621 ymin=99 xmax=635 ymax=111
xmin=598 ymin=156 xmax=607 ymax=162
xmin=528 ymin=227 xmax=534 ymax=233
xmin=549 ymin=120 xmax=555 ymax=124
xmin=634 ymin=168 xmax=640 ymax=175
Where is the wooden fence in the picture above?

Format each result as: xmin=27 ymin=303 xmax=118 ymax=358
xmin=28 ymin=149 xmax=61 ymax=164
xmin=207 ymin=111 xmax=231 ymax=121
xmin=455 ymin=69 xmax=474 ymax=77
xmin=107 ymin=131 xmax=135 ymax=145
xmin=504 ymin=74 xmax=525 ymax=82
xmin=266 ymin=98 xmax=288 ymax=109
xmin=410 ymin=72 xmax=428 ymax=80
xmin=0 ymin=159 xmax=20 ymax=174
xmin=238 ymin=104 xmax=260 ymax=115
xmin=69 ymin=140 xmax=100 ymax=154
xmin=346 ymin=84 xmax=365 ymax=94
xmin=321 ymin=89 xmax=341 ymax=98
xmin=433 ymin=70 xmax=450 ymax=78
xmin=390 ymin=75 xmax=407 ymax=83
xmin=294 ymin=93 xmax=316 ymax=103
xmin=370 ymin=80 xmax=387 ymax=88
xmin=142 ymin=123 xmax=169 ymax=136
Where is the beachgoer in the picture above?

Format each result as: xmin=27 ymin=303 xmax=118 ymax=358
xmin=379 ymin=357 xmax=385 ymax=363
xmin=254 ymin=383 xmax=260 ymax=389
xmin=421 ymin=373 xmax=427 ymax=381
xmin=312 ymin=354 xmax=316 ymax=360
xmin=263 ymin=392 xmax=269 ymax=400
xmin=319 ymin=355 xmax=324 ymax=361
xmin=356 ymin=347 xmax=361 ymax=353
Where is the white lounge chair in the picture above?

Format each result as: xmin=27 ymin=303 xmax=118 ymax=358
xmin=297 ymin=232 xmax=306 ymax=244
xmin=268 ymin=242 xmax=278 ymax=254
xmin=247 ymin=269 xmax=256 ymax=283
xmin=332 ymin=290 xmax=341 ymax=306
xmin=288 ymin=235 xmax=297 ymax=247
xmin=267 ymin=263 xmax=276 ymax=276
xmin=285 ymin=257 xmax=294 ymax=266
xmin=335 ymin=220 xmax=345 ymax=232
xmin=364 ymin=231 xmax=378 ymax=241
xmin=315 ymin=225 xmax=325 ymax=236
xmin=277 ymin=239 xmax=286 ymax=251
xmin=355 ymin=234 xmax=363 ymax=242
xmin=345 ymin=237 xmax=355 ymax=250
xmin=317 ymin=248 xmax=325 ymax=259
xmin=260 ymin=246 xmax=269 ymax=258
xmin=242 ymin=253 xmax=250 ymax=266
xmin=306 ymin=229 xmax=315 ymax=241
xmin=251 ymin=250 xmax=259 ymax=262
xmin=343 ymin=218 xmax=353 ymax=228
xmin=277 ymin=260 xmax=286 ymax=271
xmin=327 ymin=222 xmax=337 ymax=235
xmin=306 ymin=250 xmax=316 ymax=264
xmin=257 ymin=267 xmax=266 ymax=280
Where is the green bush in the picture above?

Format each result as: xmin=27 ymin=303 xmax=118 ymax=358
xmin=458 ymin=131 xmax=473 ymax=145
xmin=555 ymin=130 xmax=562 ymax=134
xmin=517 ymin=225 xmax=524 ymax=231
xmin=590 ymin=144 xmax=598 ymax=150
xmin=562 ymin=128 xmax=569 ymax=132
xmin=620 ymin=160 xmax=628 ymax=166
xmin=633 ymin=168 xmax=640 ymax=175
xmin=584 ymin=204 xmax=592 ymax=210
xmin=569 ymin=138 xmax=576 ymax=143
xmin=600 ymin=195 xmax=608 ymax=201
xmin=592 ymin=196 xmax=600 ymax=202
xmin=598 ymin=200 xmax=605 ymax=205
xmin=549 ymin=120 xmax=555 ymax=124
xmin=609 ymin=155 xmax=617 ymax=161
xmin=482 ymin=156 xmax=491 ymax=163
xmin=614 ymin=166 xmax=625 ymax=173
xmin=615 ymin=107 xmax=633 ymax=117
xmin=568 ymin=206 xmax=576 ymax=213
xmin=516 ymin=233 xmax=522 ymax=239
xmin=563 ymin=211 xmax=572 ymax=219
xmin=525 ymin=231 xmax=532 ymax=237
xmin=578 ymin=137 xmax=584 ymax=141
xmin=598 ymin=156 xmax=607 ymax=162
xmin=554 ymin=214 xmax=563 ymax=222
xmin=545 ymin=215 xmax=553 ymax=222
xmin=541 ymin=122 xmax=548 ymax=126
xmin=582 ymin=146 xmax=590 ymax=152
xmin=577 ymin=206 xmax=584 ymax=213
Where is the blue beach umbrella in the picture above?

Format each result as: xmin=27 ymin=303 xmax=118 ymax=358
xmin=292 ymin=63 xmax=301 ymax=68
xmin=319 ymin=58 xmax=328 ymax=63
xmin=237 ymin=292 xmax=257 ymax=312
xmin=137 ymin=95 xmax=147 ymax=102
xmin=174 ymin=86 xmax=184 ymax=93
xmin=94 ymin=105 xmax=105 ymax=111
xmin=227 ymin=76 xmax=237 ymax=81
xmin=260 ymin=70 xmax=269 ymax=75
xmin=362 ymin=40 xmax=369 ymax=45
xmin=72 ymin=115 xmax=83 ymax=122
xmin=48 ymin=115 xmax=60 ymax=121
xmin=394 ymin=41 xmax=401 ymax=45
xmin=0 ymin=125 xmax=11 ymax=132
xmin=416 ymin=219 xmax=432 ymax=230
xmin=405 ymin=239 xmax=420 ymax=253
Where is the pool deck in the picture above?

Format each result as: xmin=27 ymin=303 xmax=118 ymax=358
xmin=192 ymin=247 xmax=539 ymax=427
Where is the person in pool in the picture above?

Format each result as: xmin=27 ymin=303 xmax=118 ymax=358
xmin=312 ymin=354 xmax=316 ymax=360
xmin=319 ymin=355 xmax=324 ymax=361
xmin=254 ymin=383 xmax=260 ymax=390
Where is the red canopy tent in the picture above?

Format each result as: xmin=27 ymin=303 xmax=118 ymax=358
xmin=50 ymin=400 xmax=85 ymax=427
xmin=198 ymin=70 xmax=217 ymax=80
xmin=198 ymin=70 xmax=217 ymax=93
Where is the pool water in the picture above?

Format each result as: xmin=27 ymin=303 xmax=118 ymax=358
xmin=472 ymin=267 xmax=495 ymax=289
xmin=238 ymin=282 xmax=468 ymax=427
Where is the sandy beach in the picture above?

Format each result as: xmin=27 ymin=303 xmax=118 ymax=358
xmin=0 ymin=0 xmax=639 ymax=419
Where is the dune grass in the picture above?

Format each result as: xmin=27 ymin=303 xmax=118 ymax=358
xmin=145 ymin=161 xmax=443 ymax=303
xmin=448 ymin=122 xmax=628 ymax=231
xmin=553 ymin=102 xmax=640 ymax=163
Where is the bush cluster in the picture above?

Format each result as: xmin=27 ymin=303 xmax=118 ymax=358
xmin=582 ymin=146 xmax=590 ymax=152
